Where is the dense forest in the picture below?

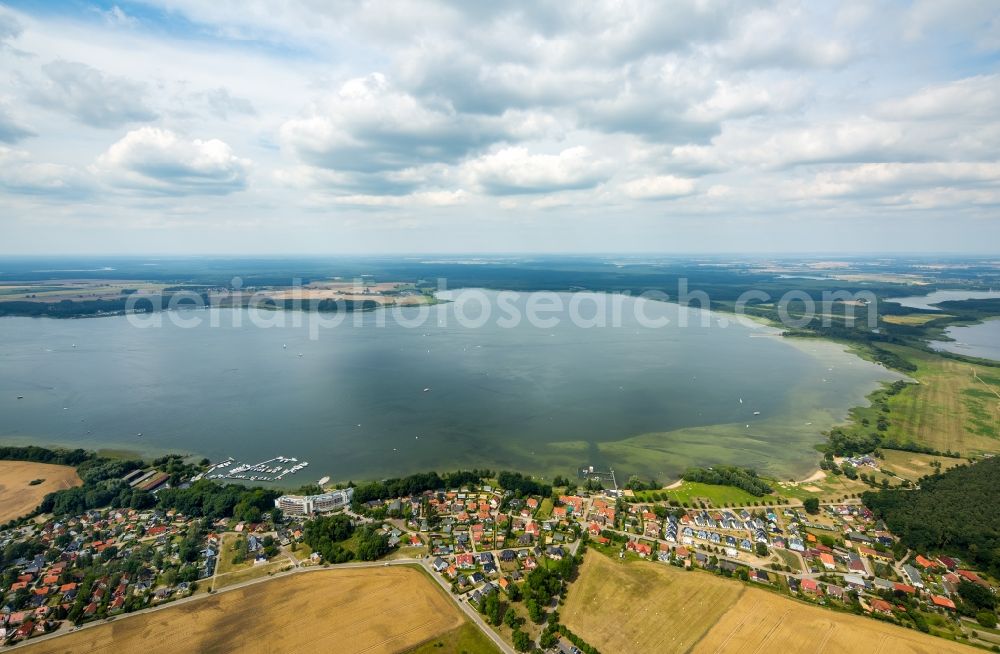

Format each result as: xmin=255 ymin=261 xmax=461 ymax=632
xmin=682 ymin=466 xmax=773 ymax=496
xmin=863 ymin=457 xmax=1000 ymax=575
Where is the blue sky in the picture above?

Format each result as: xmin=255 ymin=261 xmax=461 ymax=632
xmin=1 ymin=1 xmax=999 ymax=254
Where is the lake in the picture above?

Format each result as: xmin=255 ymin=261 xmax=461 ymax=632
xmin=931 ymin=319 xmax=1000 ymax=362
xmin=887 ymin=289 xmax=1000 ymax=311
xmin=0 ymin=290 xmax=899 ymax=483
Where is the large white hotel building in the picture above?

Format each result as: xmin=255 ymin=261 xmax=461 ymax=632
xmin=274 ymin=487 xmax=354 ymax=515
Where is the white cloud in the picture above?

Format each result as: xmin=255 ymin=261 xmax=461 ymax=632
xmin=0 ymin=103 xmax=34 ymax=143
xmin=330 ymin=190 xmax=467 ymax=208
xmin=2 ymin=1 xmax=1000 ymax=252
xmin=98 ymin=5 xmax=138 ymax=28
xmin=93 ymin=127 xmax=250 ymax=195
xmin=620 ymin=175 xmax=696 ymax=200
xmin=29 ymin=60 xmax=157 ymax=128
xmin=465 ymin=146 xmax=609 ymax=195
xmin=0 ymin=146 xmax=91 ymax=198
xmin=716 ymin=5 xmax=855 ymax=69
xmin=792 ymin=162 xmax=1000 ymax=199
xmin=281 ymin=73 xmax=510 ymax=175
xmin=877 ymin=75 xmax=1000 ymax=121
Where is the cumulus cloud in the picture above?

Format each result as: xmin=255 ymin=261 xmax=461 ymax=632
xmin=877 ymin=75 xmax=1000 ymax=121
xmin=465 ymin=146 xmax=609 ymax=195
xmin=0 ymin=104 xmax=34 ymax=143
xmin=281 ymin=73 xmax=510 ymax=174
xmin=793 ymin=162 xmax=1000 ymax=200
xmin=329 ymin=189 xmax=467 ymax=208
xmin=0 ymin=146 xmax=91 ymax=198
xmin=2 ymin=1 xmax=1000 ymax=251
xmin=673 ymin=118 xmax=907 ymax=171
xmin=715 ymin=6 xmax=854 ymax=69
xmin=30 ymin=61 xmax=158 ymax=128
xmin=93 ymin=127 xmax=250 ymax=195
xmin=621 ymin=175 xmax=696 ymax=200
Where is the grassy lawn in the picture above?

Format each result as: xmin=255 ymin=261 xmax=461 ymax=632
xmin=639 ymin=482 xmax=771 ymax=507
xmin=773 ymin=548 xmax=803 ymax=572
xmin=404 ymin=622 xmax=501 ymax=654
xmin=536 ymin=497 xmax=554 ymax=519
xmin=387 ymin=545 xmax=427 ymax=560
xmin=289 ymin=542 xmax=312 ymax=561
xmin=212 ymin=559 xmax=289 ymax=590
xmin=213 ymin=532 xmax=251 ymax=575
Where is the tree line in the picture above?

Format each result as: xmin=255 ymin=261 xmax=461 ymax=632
xmin=681 ymin=466 xmax=773 ymax=496
xmin=350 ymin=469 xmax=490 ymax=505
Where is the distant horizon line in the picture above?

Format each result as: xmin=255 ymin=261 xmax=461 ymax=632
xmin=1 ymin=252 xmax=999 ymax=259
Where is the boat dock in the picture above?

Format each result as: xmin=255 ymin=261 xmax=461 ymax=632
xmin=202 ymin=455 xmax=311 ymax=483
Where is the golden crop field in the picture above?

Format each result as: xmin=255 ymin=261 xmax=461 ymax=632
xmin=565 ymin=552 xmax=977 ymax=654
xmin=562 ymin=552 xmax=745 ymax=654
xmin=0 ymin=461 xmax=81 ymax=523
xmin=24 ymin=567 xmax=466 ymax=654
xmin=694 ymin=587 xmax=976 ymax=654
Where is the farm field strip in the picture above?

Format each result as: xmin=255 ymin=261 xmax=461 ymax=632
xmin=19 ymin=567 xmax=464 ymax=654
xmin=0 ymin=461 xmax=81 ymax=523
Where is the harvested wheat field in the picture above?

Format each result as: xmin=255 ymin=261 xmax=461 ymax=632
xmin=562 ymin=552 xmax=745 ymax=654
xmin=693 ymin=587 xmax=976 ymax=654
xmin=564 ymin=552 xmax=976 ymax=654
xmin=0 ymin=461 xmax=81 ymax=523
xmin=25 ymin=567 xmax=465 ymax=654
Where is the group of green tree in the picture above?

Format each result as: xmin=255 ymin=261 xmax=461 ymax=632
xmin=475 ymin=546 xmax=585 ymax=652
xmin=496 ymin=471 xmax=552 ymax=498
xmin=155 ymin=481 xmax=278 ymax=522
xmin=681 ymin=465 xmax=773 ymax=496
xmin=1 ymin=445 xmax=283 ymax=530
xmin=279 ymin=298 xmax=379 ymax=312
xmin=301 ymin=513 xmax=392 ymax=563
xmin=0 ymin=292 xmax=211 ymax=318
xmin=863 ymin=457 xmax=1000 ymax=576
xmin=350 ymin=469 xmax=489 ymax=505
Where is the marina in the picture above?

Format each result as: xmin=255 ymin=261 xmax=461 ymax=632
xmin=197 ymin=455 xmax=311 ymax=483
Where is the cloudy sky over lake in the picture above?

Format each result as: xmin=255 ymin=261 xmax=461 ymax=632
xmin=1 ymin=1 xmax=998 ymax=254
